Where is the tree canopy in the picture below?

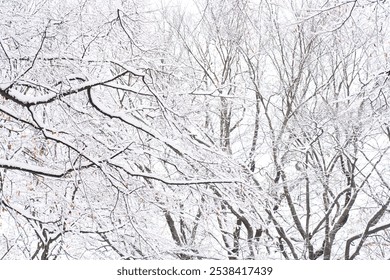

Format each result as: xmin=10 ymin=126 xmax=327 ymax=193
xmin=1 ymin=0 xmax=390 ymax=260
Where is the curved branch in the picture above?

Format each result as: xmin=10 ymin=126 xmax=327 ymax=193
xmin=1 ymin=71 xmax=129 ymax=106
xmin=345 ymin=222 xmax=390 ymax=260
xmin=0 ymin=159 xmax=64 ymax=178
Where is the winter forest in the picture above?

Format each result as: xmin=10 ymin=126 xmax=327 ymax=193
xmin=1 ymin=0 xmax=390 ymax=260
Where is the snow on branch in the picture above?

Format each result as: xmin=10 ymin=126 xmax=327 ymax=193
xmin=109 ymin=160 xmax=242 ymax=185
xmin=110 ymin=60 xmax=145 ymax=77
xmin=7 ymin=88 xmax=57 ymax=105
xmin=0 ymin=71 xmax=130 ymax=106
xmin=0 ymin=159 xmax=64 ymax=178
xmin=87 ymin=91 xmax=187 ymax=157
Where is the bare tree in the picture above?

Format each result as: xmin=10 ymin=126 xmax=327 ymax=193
xmin=1 ymin=0 xmax=390 ymax=260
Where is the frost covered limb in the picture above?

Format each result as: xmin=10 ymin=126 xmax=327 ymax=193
xmin=0 ymin=159 xmax=64 ymax=178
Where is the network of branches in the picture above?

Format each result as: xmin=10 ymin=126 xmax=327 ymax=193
xmin=1 ymin=0 xmax=390 ymax=260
